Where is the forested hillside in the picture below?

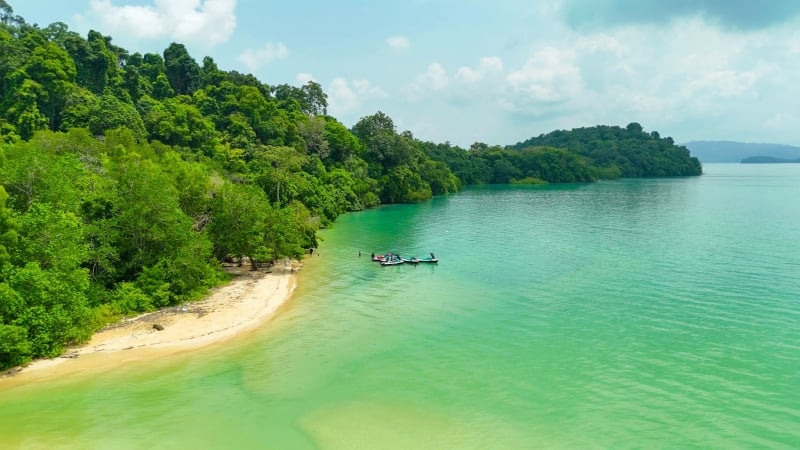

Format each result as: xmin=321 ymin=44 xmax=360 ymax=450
xmin=508 ymin=123 xmax=702 ymax=178
xmin=0 ymin=1 xmax=700 ymax=370
xmin=420 ymin=123 xmax=702 ymax=186
xmin=0 ymin=3 xmax=462 ymax=370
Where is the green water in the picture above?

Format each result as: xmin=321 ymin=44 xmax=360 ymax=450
xmin=1 ymin=163 xmax=799 ymax=449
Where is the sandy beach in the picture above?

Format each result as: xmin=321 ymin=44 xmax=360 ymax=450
xmin=1 ymin=262 xmax=299 ymax=384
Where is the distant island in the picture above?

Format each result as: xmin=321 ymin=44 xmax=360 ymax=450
xmin=685 ymin=141 xmax=800 ymax=163
xmin=741 ymin=156 xmax=800 ymax=164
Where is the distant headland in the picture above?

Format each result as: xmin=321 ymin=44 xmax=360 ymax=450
xmin=685 ymin=141 xmax=800 ymax=163
xmin=741 ymin=156 xmax=800 ymax=164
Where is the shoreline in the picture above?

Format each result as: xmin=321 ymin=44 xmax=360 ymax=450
xmin=0 ymin=261 xmax=299 ymax=384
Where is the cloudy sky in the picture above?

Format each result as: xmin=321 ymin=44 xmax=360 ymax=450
xmin=13 ymin=0 xmax=800 ymax=147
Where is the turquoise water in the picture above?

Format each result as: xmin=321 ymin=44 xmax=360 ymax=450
xmin=1 ymin=163 xmax=799 ymax=449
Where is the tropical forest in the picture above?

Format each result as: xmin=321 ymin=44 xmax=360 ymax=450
xmin=0 ymin=2 xmax=701 ymax=370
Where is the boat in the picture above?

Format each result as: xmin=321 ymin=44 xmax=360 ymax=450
xmin=404 ymin=256 xmax=437 ymax=263
xmin=416 ymin=256 xmax=438 ymax=263
xmin=372 ymin=252 xmax=397 ymax=262
xmin=380 ymin=255 xmax=405 ymax=266
xmin=373 ymin=252 xmax=437 ymax=264
xmin=406 ymin=253 xmax=437 ymax=263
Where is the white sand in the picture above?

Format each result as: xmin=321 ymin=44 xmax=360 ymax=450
xmin=1 ymin=263 xmax=298 ymax=383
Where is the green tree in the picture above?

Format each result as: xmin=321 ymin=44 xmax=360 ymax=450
xmin=298 ymin=116 xmax=329 ymax=159
xmin=151 ymin=72 xmax=174 ymax=100
xmin=207 ymin=182 xmax=270 ymax=267
xmin=60 ymin=86 xmax=99 ymax=131
xmin=380 ymin=165 xmax=432 ymax=203
xmin=352 ymin=112 xmax=417 ymax=176
xmin=23 ymin=41 xmax=77 ymax=130
xmin=324 ymin=117 xmax=362 ymax=164
xmin=1 ymin=73 xmax=48 ymax=140
xmin=88 ymin=94 xmax=146 ymax=140
xmin=7 ymin=262 xmax=92 ymax=357
xmin=0 ymin=322 xmax=31 ymax=369
xmin=249 ymin=145 xmax=307 ymax=205
xmin=299 ymin=80 xmax=327 ymax=116
xmin=163 ymin=42 xmax=201 ymax=95
xmin=160 ymin=151 xmax=213 ymax=222
xmin=63 ymin=30 xmax=118 ymax=95
xmin=201 ymin=56 xmax=225 ymax=87
xmin=418 ymin=159 xmax=460 ymax=195
xmin=0 ymin=185 xmax=18 ymax=277
xmin=264 ymin=201 xmax=316 ymax=259
xmin=13 ymin=202 xmax=88 ymax=275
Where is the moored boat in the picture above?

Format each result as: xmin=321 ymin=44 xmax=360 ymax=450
xmin=380 ymin=255 xmax=405 ymax=266
xmin=413 ymin=252 xmax=438 ymax=263
xmin=380 ymin=259 xmax=404 ymax=266
xmin=416 ymin=256 xmax=438 ymax=263
xmin=372 ymin=252 xmax=437 ymax=264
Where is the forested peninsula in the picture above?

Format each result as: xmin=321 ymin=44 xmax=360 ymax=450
xmin=0 ymin=2 xmax=701 ymax=370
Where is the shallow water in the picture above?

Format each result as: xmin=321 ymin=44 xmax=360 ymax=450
xmin=1 ymin=163 xmax=799 ymax=449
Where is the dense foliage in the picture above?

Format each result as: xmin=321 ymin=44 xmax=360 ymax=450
xmin=0 ymin=2 xmax=700 ymax=370
xmin=0 ymin=4 xmax=463 ymax=370
xmin=508 ymin=123 xmax=703 ymax=178
xmin=417 ymin=123 xmax=701 ymax=187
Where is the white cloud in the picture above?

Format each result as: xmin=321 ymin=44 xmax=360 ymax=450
xmin=87 ymin=0 xmax=236 ymax=44
xmin=296 ymin=73 xmax=314 ymax=84
xmin=389 ymin=15 xmax=800 ymax=145
xmin=238 ymin=42 xmax=289 ymax=72
xmin=454 ymin=66 xmax=482 ymax=84
xmin=504 ymin=46 xmax=584 ymax=108
xmin=576 ymin=34 xmax=627 ymax=56
xmin=421 ymin=63 xmax=449 ymax=90
xmin=387 ymin=35 xmax=410 ymax=50
xmin=408 ymin=63 xmax=449 ymax=99
xmin=327 ymin=78 xmax=387 ymax=114
xmin=686 ymin=70 xmax=759 ymax=98
xmin=455 ymin=56 xmax=504 ymax=83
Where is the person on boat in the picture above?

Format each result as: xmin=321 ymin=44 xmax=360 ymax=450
xmin=430 ymin=252 xmax=435 ymax=259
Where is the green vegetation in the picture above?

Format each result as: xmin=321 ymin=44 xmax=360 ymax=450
xmin=508 ymin=123 xmax=703 ymax=177
xmin=422 ymin=123 xmax=701 ymax=187
xmin=0 ymin=3 xmax=701 ymax=370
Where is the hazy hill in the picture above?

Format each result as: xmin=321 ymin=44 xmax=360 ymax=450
xmin=684 ymin=141 xmax=800 ymax=163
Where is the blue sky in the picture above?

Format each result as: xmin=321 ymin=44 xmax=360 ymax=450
xmin=12 ymin=0 xmax=800 ymax=147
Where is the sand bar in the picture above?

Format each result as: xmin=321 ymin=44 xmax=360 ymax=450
xmin=1 ymin=263 xmax=298 ymax=384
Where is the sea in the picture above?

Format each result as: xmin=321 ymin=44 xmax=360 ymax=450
xmin=1 ymin=163 xmax=798 ymax=449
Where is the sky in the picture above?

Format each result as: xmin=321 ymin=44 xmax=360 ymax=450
xmin=11 ymin=0 xmax=800 ymax=147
